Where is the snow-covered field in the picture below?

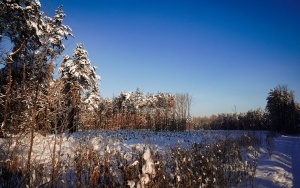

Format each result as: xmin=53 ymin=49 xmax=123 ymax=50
xmin=254 ymin=135 xmax=300 ymax=188
xmin=1 ymin=130 xmax=299 ymax=187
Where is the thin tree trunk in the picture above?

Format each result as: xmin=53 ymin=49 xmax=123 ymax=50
xmin=26 ymin=83 xmax=39 ymax=187
xmin=2 ymin=63 xmax=13 ymax=130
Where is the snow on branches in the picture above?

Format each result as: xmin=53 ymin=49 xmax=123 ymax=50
xmin=59 ymin=43 xmax=101 ymax=110
xmin=0 ymin=0 xmax=73 ymax=63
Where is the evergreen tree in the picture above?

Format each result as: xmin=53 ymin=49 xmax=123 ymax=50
xmin=0 ymin=0 xmax=72 ymax=132
xmin=266 ymin=85 xmax=298 ymax=134
xmin=59 ymin=43 xmax=100 ymax=132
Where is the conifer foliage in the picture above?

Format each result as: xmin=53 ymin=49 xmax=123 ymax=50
xmin=59 ymin=44 xmax=100 ymax=132
xmin=266 ymin=85 xmax=299 ymax=134
xmin=59 ymin=44 xmax=100 ymax=93
xmin=0 ymin=0 xmax=73 ymax=133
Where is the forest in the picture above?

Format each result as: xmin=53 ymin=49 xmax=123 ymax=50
xmin=0 ymin=1 xmax=300 ymax=187
xmin=1 ymin=1 xmax=299 ymax=136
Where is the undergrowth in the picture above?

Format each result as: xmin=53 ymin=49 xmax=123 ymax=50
xmin=0 ymin=132 xmax=264 ymax=188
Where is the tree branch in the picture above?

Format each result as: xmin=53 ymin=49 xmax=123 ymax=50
xmin=7 ymin=39 xmax=26 ymax=63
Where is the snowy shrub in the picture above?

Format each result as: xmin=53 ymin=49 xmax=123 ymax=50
xmin=122 ymin=134 xmax=259 ymax=188
xmin=0 ymin=131 xmax=261 ymax=187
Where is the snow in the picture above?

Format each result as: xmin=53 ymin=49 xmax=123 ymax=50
xmin=254 ymin=135 xmax=300 ymax=188
xmin=59 ymin=43 xmax=100 ymax=94
xmin=140 ymin=148 xmax=155 ymax=185
xmin=0 ymin=130 xmax=299 ymax=187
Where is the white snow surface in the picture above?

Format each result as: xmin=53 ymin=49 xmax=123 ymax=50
xmin=1 ymin=130 xmax=299 ymax=187
xmin=254 ymin=135 xmax=300 ymax=188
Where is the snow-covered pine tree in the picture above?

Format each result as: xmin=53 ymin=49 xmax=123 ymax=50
xmin=0 ymin=0 xmax=43 ymax=131
xmin=59 ymin=43 xmax=100 ymax=132
xmin=38 ymin=5 xmax=73 ymax=132
xmin=0 ymin=0 xmax=72 ymax=132
xmin=43 ymin=5 xmax=73 ymax=61
xmin=98 ymin=97 xmax=113 ymax=129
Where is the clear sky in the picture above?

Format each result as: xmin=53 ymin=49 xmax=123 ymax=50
xmin=40 ymin=0 xmax=300 ymax=116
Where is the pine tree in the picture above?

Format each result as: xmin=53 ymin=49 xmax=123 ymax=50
xmin=59 ymin=43 xmax=100 ymax=132
xmin=266 ymin=85 xmax=298 ymax=134
xmin=0 ymin=0 xmax=72 ymax=132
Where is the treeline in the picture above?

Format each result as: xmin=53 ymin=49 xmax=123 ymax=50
xmin=192 ymin=108 xmax=267 ymax=130
xmin=91 ymin=90 xmax=192 ymax=131
xmin=0 ymin=1 xmax=299 ymax=135
xmin=193 ymin=85 xmax=300 ymax=134
xmin=39 ymin=85 xmax=193 ymax=132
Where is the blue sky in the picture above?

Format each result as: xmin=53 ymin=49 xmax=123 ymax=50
xmin=41 ymin=0 xmax=300 ymax=116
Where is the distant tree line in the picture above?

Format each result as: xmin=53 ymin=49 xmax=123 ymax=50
xmin=50 ymin=87 xmax=193 ymax=132
xmin=90 ymin=89 xmax=192 ymax=131
xmin=192 ymin=85 xmax=300 ymax=134
xmin=192 ymin=108 xmax=267 ymax=131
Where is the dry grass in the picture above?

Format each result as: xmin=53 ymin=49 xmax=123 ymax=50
xmin=0 ymin=132 xmax=263 ymax=188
